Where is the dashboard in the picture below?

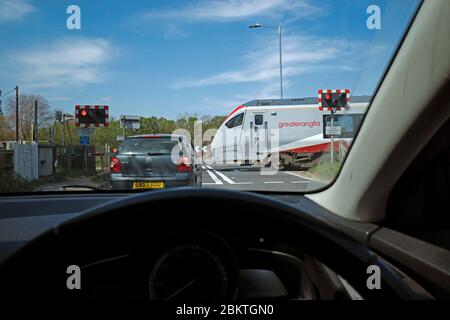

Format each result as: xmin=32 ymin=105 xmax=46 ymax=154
xmin=81 ymin=228 xmax=310 ymax=300
xmin=64 ymin=226 xmax=358 ymax=301
xmin=0 ymin=190 xmax=388 ymax=301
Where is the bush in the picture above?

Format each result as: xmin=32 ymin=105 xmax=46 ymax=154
xmin=309 ymin=157 xmax=342 ymax=182
xmin=0 ymin=170 xmax=36 ymax=193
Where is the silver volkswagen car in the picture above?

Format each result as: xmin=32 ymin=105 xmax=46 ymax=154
xmin=110 ymin=134 xmax=201 ymax=190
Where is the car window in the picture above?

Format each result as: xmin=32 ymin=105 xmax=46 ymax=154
xmin=118 ymin=139 xmax=179 ymax=155
xmin=0 ymin=0 xmax=421 ymax=194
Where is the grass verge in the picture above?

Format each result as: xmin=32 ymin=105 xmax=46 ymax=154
xmin=309 ymin=159 xmax=342 ymax=182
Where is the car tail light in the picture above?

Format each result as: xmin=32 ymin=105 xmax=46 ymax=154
xmin=177 ymin=156 xmax=192 ymax=172
xmin=110 ymin=157 xmax=122 ymax=173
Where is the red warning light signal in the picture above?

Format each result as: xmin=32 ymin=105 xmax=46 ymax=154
xmin=75 ymin=105 xmax=109 ymax=128
xmin=318 ymin=90 xmax=350 ymax=111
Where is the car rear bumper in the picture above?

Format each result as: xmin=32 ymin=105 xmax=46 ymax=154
xmin=109 ymin=173 xmax=197 ymax=190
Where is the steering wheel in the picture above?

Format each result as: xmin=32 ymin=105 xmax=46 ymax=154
xmin=0 ymin=188 xmax=423 ymax=300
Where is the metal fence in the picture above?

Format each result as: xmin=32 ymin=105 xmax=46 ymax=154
xmin=54 ymin=145 xmax=96 ymax=174
xmin=1 ymin=142 xmax=101 ymax=180
xmin=11 ymin=142 xmax=39 ymax=181
xmin=38 ymin=145 xmax=54 ymax=177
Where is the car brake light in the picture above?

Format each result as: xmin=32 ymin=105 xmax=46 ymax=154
xmin=110 ymin=157 xmax=122 ymax=173
xmin=177 ymin=156 xmax=192 ymax=172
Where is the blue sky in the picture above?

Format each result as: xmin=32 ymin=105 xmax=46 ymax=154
xmin=0 ymin=0 xmax=419 ymax=119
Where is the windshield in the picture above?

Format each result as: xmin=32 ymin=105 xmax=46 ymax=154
xmin=117 ymin=138 xmax=181 ymax=155
xmin=0 ymin=0 xmax=420 ymax=194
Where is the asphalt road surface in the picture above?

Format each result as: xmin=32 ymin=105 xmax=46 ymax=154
xmin=200 ymin=164 xmax=327 ymax=192
xmin=33 ymin=166 xmax=327 ymax=192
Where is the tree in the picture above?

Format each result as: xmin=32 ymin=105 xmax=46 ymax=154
xmin=202 ymin=115 xmax=226 ymax=131
xmin=28 ymin=113 xmax=227 ymax=150
xmin=6 ymin=94 xmax=53 ymax=141
xmin=92 ymin=118 xmax=122 ymax=149
xmin=0 ymin=115 xmax=13 ymax=141
xmin=0 ymin=95 xmax=13 ymax=140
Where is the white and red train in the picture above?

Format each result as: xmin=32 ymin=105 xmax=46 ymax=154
xmin=210 ymin=96 xmax=371 ymax=168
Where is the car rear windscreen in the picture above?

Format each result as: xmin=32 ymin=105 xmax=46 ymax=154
xmin=117 ymin=138 xmax=180 ymax=155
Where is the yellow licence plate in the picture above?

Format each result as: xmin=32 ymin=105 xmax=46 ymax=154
xmin=132 ymin=181 xmax=165 ymax=189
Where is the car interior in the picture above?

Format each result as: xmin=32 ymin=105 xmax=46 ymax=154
xmin=0 ymin=0 xmax=449 ymax=302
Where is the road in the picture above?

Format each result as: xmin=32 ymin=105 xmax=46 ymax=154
xmin=33 ymin=166 xmax=327 ymax=192
xmin=200 ymin=164 xmax=327 ymax=192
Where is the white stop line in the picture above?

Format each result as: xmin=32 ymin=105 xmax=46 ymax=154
xmin=205 ymin=170 xmax=223 ymax=185
xmin=213 ymin=170 xmax=235 ymax=184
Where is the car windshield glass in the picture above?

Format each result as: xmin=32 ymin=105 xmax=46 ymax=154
xmin=118 ymin=139 xmax=180 ymax=155
xmin=0 ymin=0 xmax=421 ymax=194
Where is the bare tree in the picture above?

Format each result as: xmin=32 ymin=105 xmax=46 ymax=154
xmin=0 ymin=115 xmax=13 ymax=141
xmin=6 ymin=94 xmax=53 ymax=141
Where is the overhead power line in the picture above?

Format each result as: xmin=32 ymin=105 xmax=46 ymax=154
xmin=0 ymin=87 xmax=17 ymax=98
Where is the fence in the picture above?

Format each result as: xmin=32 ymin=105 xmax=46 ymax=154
xmin=54 ymin=145 xmax=96 ymax=174
xmin=11 ymin=142 xmax=39 ymax=181
xmin=38 ymin=145 xmax=54 ymax=177
xmin=1 ymin=141 xmax=106 ymax=180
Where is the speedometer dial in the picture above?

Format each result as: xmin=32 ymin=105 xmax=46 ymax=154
xmin=148 ymin=244 xmax=230 ymax=300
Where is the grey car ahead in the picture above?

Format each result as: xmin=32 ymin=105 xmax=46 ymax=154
xmin=110 ymin=134 xmax=201 ymax=190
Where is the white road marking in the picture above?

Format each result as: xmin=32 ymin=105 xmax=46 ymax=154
xmin=206 ymin=165 xmax=213 ymax=170
xmin=203 ymin=182 xmax=253 ymax=185
xmin=206 ymin=170 xmax=223 ymax=185
xmin=284 ymin=172 xmax=312 ymax=180
xmin=213 ymin=170 xmax=236 ymax=184
xmin=201 ymin=165 xmax=207 ymax=170
xmin=203 ymin=169 xmax=312 ymax=187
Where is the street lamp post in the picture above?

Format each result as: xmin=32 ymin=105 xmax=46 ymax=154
xmin=249 ymin=24 xmax=283 ymax=99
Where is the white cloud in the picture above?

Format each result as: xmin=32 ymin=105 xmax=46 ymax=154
xmin=172 ymin=34 xmax=363 ymax=89
xmin=163 ymin=25 xmax=188 ymax=39
xmin=0 ymin=0 xmax=34 ymax=23
xmin=143 ymin=0 xmax=320 ymax=22
xmin=46 ymin=96 xmax=72 ymax=102
xmin=6 ymin=37 xmax=118 ymax=88
xmin=194 ymin=96 xmax=245 ymax=114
